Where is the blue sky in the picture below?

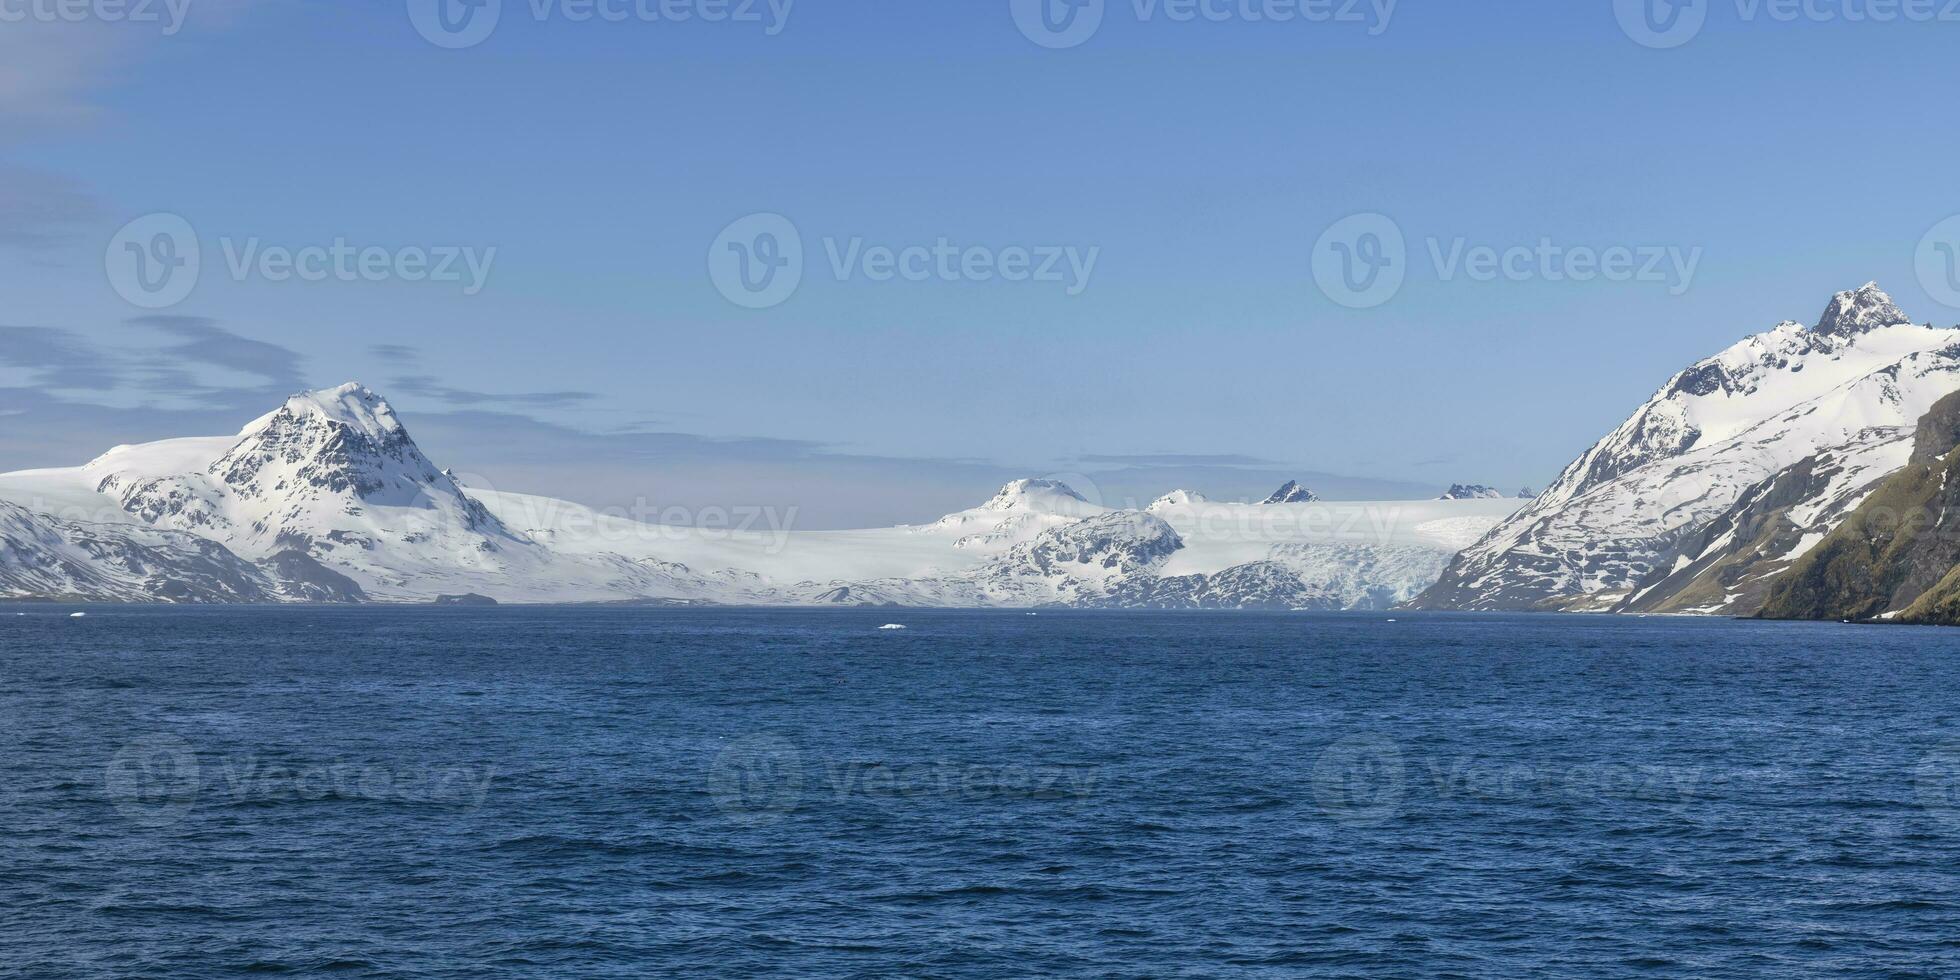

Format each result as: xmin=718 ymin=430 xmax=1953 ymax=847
xmin=4 ymin=0 xmax=1960 ymax=525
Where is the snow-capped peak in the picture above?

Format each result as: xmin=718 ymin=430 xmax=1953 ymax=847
xmin=923 ymin=478 xmax=1105 ymax=549
xmin=1417 ymin=283 xmax=1960 ymax=614
xmin=981 ymin=479 xmax=1090 ymax=512
xmin=1438 ymin=484 xmax=1504 ymax=500
xmin=1261 ymin=481 xmax=1320 ymax=504
xmin=1147 ymin=489 xmax=1209 ymax=512
xmin=83 ymin=382 xmax=522 ymax=584
xmin=216 ymin=383 xmax=439 ymax=505
xmin=1815 ymin=282 xmax=1911 ymax=337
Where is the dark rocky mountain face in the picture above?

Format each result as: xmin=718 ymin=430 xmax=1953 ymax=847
xmin=1756 ymin=391 xmax=1960 ymax=623
xmin=264 ymin=550 xmax=368 ymax=602
xmin=215 ymin=399 xmax=431 ymax=501
xmin=1814 ymin=281 xmax=1912 ymax=338
xmin=1618 ymin=456 xmax=1839 ymax=615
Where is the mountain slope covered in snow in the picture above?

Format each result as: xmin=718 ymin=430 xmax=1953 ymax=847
xmin=1413 ymin=284 xmax=1960 ymax=614
xmin=0 ymin=499 xmax=362 ymax=603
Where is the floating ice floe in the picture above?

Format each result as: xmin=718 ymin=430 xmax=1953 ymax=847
xmin=878 ymin=624 xmax=907 ymax=630
xmin=69 ymin=612 xmax=87 ymax=618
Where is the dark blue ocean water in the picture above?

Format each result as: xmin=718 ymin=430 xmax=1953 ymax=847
xmin=6 ymin=607 xmax=1960 ymax=977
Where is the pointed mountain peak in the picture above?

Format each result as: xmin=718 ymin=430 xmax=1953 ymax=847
xmin=1261 ymin=481 xmax=1320 ymax=504
xmin=1815 ymin=282 xmax=1911 ymax=337
xmin=1439 ymin=484 xmax=1504 ymax=500
xmin=982 ymin=479 xmax=1089 ymax=512
xmin=216 ymin=383 xmax=440 ymax=502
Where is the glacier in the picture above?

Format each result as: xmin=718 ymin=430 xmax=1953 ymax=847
xmin=0 ymin=384 xmax=1520 ymax=607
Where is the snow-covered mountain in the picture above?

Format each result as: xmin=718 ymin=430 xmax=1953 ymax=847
xmin=1439 ymin=484 xmax=1505 ymax=500
xmin=1413 ymin=284 xmax=1960 ymax=614
xmin=0 ymin=386 xmax=1523 ymax=607
xmin=1261 ymin=481 xmax=1321 ymax=504
xmin=1 ymin=384 xmax=720 ymax=603
xmin=922 ymin=477 xmax=1106 ymax=552
xmin=89 ymin=384 xmax=531 ymax=585
xmin=1147 ymin=489 xmax=1208 ymax=512
xmin=0 ymin=499 xmax=360 ymax=603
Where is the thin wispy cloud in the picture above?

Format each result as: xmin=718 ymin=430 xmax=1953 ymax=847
xmin=368 ymin=344 xmax=421 ymax=363
xmin=0 ymin=318 xmax=307 ymax=412
xmin=1074 ymin=452 xmax=1282 ymax=468
xmin=391 ymin=375 xmax=599 ymax=409
xmin=134 ymin=316 xmax=308 ymax=393
xmin=0 ymin=2 xmax=257 ymax=130
xmin=0 ymin=326 xmax=122 ymax=390
xmin=0 ymin=167 xmax=98 ymax=249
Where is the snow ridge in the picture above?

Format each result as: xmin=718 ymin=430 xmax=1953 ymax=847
xmin=1415 ymin=284 xmax=1960 ymax=613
